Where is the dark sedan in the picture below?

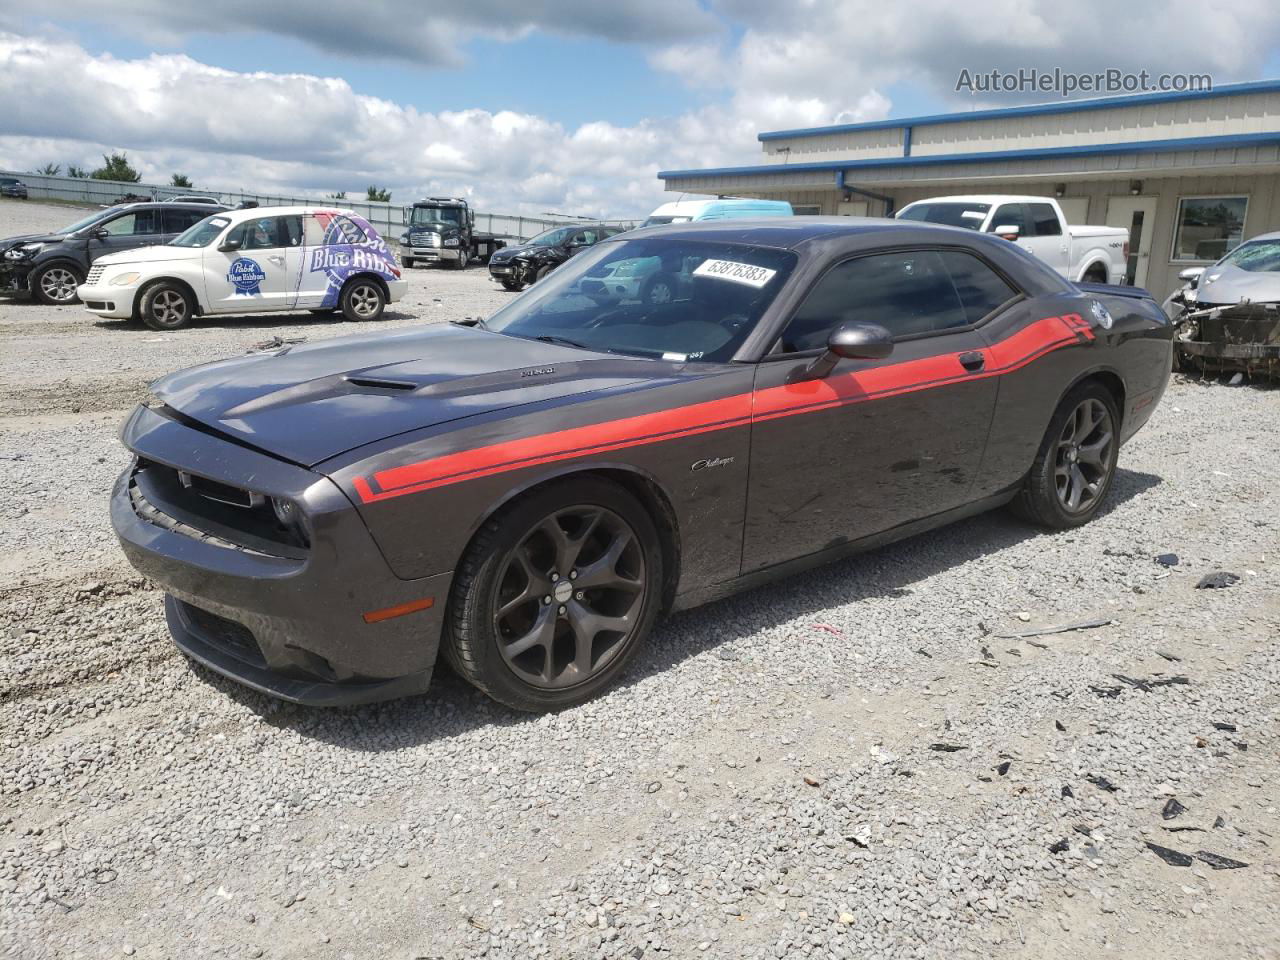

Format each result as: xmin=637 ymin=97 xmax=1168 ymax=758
xmin=0 ymin=176 xmax=28 ymax=199
xmin=112 ymin=219 xmax=1172 ymax=711
xmin=488 ymin=223 xmax=624 ymax=291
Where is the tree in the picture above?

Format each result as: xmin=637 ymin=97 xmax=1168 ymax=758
xmin=37 ymin=163 xmax=61 ymax=176
xmin=67 ymin=165 xmax=89 ymax=179
xmin=327 ymin=190 xmax=347 ymax=200
xmin=171 ymin=173 xmax=193 ymax=188
xmin=90 ymin=152 xmax=141 ymax=183
xmin=366 ymin=185 xmax=392 ymax=203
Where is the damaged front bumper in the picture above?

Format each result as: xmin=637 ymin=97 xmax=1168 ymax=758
xmin=1174 ymin=302 xmax=1280 ymax=377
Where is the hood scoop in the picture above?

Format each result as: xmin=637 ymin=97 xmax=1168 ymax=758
xmin=344 ymin=375 xmax=417 ymax=391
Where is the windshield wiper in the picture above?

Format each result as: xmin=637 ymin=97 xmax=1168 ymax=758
xmin=534 ymin=334 xmax=591 ymax=350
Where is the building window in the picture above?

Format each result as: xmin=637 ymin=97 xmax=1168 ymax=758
xmin=1172 ymin=196 xmax=1247 ymax=262
xmin=792 ymin=204 xmax=822 ymax=216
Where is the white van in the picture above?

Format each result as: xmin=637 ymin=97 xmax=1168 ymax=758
xmin=642 ymin=197 xmax=793 ymax=228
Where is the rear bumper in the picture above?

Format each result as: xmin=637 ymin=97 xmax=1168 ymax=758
xmin=112 ymin=404 xmax=451 ymax=706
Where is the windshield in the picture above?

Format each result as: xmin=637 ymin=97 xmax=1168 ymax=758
xmin=171 ymin=216 xmax=231 ymax=248
xmin=1218 ymin=239 xmax=1280 ymax=273
xmin=409 ymin=206 xmax=463 ymax=227
xmin=642 ymin=215 xmax=693 ymax=227
xmin=59 ymin=207 xmax=118 ymax=235
xmin=483 ymin=236 xmax=797 ymax=363
xmin=897 ymin=202 xmax=991 ymax=230
xmin=523 ymin=226 xmax=574 ymax=247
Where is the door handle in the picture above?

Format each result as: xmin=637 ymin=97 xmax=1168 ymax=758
xmin=268 ymin=255 xmax=285 ymax=265
xmin=958 ymin=351 xmax=985 ymax=372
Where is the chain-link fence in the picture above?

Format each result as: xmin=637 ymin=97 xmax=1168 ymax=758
xmin=1 ymin=170 xmax=640 ymax=241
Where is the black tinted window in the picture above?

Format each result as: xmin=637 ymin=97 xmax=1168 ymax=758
xmin=279 ymin=215 xmax=304 ymax=247
xmin=936 ymin=250 xmax=1017 ymax=324
xmin=163 ymin=208 xmax=207 ymax=233
xmin=1027 ymin=203 xmax=1062 ymax=237
xmin=779 ymin=250 xmax=971 ymax=351
xmin=989 ymin=204 xmax=1029 ymax=235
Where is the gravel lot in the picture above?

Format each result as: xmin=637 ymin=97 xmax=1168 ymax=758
xmin=2 ymin=199 xmax=1278 ymax=960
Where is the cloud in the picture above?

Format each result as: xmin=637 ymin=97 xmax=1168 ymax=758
xmin=39 ymin=0 xmax=721 ymax=68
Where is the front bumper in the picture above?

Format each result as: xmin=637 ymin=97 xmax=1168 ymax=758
xmin=77 ymin=281 xmax=136 ymax=318
xmin=400 ymin=244 xmax=463 ymax=264
xmin=112 ymin=404 xmax=451 ymax=706
xmin=0 ymin=263 xmax=32 ymax=295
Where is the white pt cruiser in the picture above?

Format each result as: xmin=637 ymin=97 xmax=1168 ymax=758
xmin=77 ymin=205 xmax=408 ymax=331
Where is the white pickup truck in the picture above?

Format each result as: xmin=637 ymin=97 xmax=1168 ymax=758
xmin=896 ymin=195 xmax=1129 ymax=285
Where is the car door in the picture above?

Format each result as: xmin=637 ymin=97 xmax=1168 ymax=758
xmin=89 ymin=208 xmax=165 ymax=263
xmin=1024 ymin=202 xmax=1071 ymax=277
xmin=204 ymin=215 xmax=301 ymax=313
xmin=298 ymin=213 xmax=362 ymax=309
xmin=742 ymin=247 xmax=1015 ymax=573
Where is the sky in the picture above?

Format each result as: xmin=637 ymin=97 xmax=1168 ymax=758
xmin=2 ymin=1 xmax=1280 ymax=219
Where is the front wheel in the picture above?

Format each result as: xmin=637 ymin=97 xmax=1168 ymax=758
xmin=403 ymin=257 xmax=416 ymax=268
xmin=452 ymin=252 xmax=468 ymax=270
xmin=340 ymin=279 xmax=385 ymax=322
xmin=32 ymin=263 xmax=84 ymax=305
xmin=139 ymin=281 xmax=194 ymax=330
xmin=500 ymin=279 xmax=523 ymax=292
xmin=1012 ymin=382 xmax=1119 ymax=528
xmin=444 ymin=477 xmax=665 ymax=712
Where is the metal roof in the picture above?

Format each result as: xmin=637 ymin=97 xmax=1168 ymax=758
xmin=756 ymin=78 xmax=1280 ymax=141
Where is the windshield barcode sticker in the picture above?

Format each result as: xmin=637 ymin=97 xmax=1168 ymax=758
xmin=692 ymin=259 xmax=777 ymax=289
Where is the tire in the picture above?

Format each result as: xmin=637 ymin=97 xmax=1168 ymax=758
xmin=403 ymin=257 xmax=415 ymax=268
xmin=641 ymin=272 xmax=677 ymax=306
xmin=139 ymin=281 xmax=194 ymax=331
xmin=444 ymin=477 xmax=665 ymax=712
xmin=1012 ymin=381 xmax=1120 ymax=529
xmin=500 ymin=279 xmax=523 ymax=292
xmin=453 ymin=251 xmax=468 ymax=270
xmin=32 ymin=262 xmax=84 ymax=305
xmin=340 ymin=278 xmax=385 ymax=322
xmin=534 ymin=264 xmax=552 ymax=284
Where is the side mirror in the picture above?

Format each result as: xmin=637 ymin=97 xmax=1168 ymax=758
xmin=1178 ymin=266 xmax=1205 ymax=285
xmin=993 ymin=225 xmax=1020 ymax=241
xmin=91 ymin=227 xmax=110 ymax=241
xmin=218 ymin=235 xmax=242 ymax=253
xmin=802 ymin=323 xmax=894 ymax=380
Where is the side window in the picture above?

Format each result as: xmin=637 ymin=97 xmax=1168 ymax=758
xmin=240 ymin=217 xmax=279 ymax=250
xmin=1027 ymin=203 xmax=1062 ymax=237
xmin=103 ymin=211 xmax=157 ymax=236
xmin=935 ymin=250 xmax=1018 ymax=325
xmin=574 ymin=229 xmax=600 ymax=246
xmin=163 ymin=209 xmax=206 ymax=233
xmin=778 ymin=251 xmax=970 ymax=352
xmin=989 ymin=204 xmax=1029 ymax=236
xmin=278 ymin=215 xmax=304 ymax=247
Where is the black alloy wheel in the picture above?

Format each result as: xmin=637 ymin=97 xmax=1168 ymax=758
xmin=444 ymin=478 xmax=664 ymax=712
xmin=1013 ymin=381 xmax=1119 ymax=529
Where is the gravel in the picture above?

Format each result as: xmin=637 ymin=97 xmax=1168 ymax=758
xmin=2 ymin=199 xmax=1278 ymax=960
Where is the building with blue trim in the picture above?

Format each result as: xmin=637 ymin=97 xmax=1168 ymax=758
xmin=658 ymin=81 xmax=1280 ymax=297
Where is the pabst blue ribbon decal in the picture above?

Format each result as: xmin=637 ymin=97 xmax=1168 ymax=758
xmin=227 ymin=258 xmax=266 ymax=296
xmin=309 ymin=212 xmax=400 ymax=308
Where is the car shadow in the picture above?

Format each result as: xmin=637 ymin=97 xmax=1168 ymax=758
xmin=90 ymin=309 xmax=416 ymax=333
xmin=209 ymin=467 xmax=1162 ymax=750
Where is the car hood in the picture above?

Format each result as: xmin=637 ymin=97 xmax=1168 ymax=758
xmin=1196 ymin=263 xmax=1280 ymax=306
xmin=151 ymin=323 xmax=660 ymax=467
xmin=94 ymin=244 xmax=204 ymax=266
xmin=491 ymin=242 xmax=540 ymax=261
xmin=1 ymin=232 xmax=64 ymax=251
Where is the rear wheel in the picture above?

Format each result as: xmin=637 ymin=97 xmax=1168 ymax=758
xmin=340 ymin=278 xmax=385 ymax=322
xmin=139 ymin=281 xmax=194 ymax=331
xmin=444 ymin=477 xmax=664 ymax=712
xmin=32 ymin=263 xmax=83 ymax=305
xmin=1012 ymin=382 xmax=1119 ymax=528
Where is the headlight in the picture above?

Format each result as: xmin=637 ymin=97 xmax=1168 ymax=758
xmin=399 ymin=234 xmax=410 ymax=244
xmin=109 ymin=272 xmax=141 ymax=286
xmin=443 ymin=237 xmax=459 ymax=247
xmin=4 ymin=243 xmax=41 ymax=260
xmin=270 ymin=497 xmax=311 ymax=543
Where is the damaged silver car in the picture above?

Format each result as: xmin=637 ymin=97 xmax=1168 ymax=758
xmin=1163 ymin=231 xmax=1280 ymax=379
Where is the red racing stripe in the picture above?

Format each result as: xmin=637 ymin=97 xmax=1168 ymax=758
xmin=353 ymin=313 xmax=1091 ymax=503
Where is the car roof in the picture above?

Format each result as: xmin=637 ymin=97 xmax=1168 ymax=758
xmin=222 ymin=204 xmax=356 ymax=220
xmin=616 ymin=216 xmax=993 ymax=250
xmin=903 ymin=195 xmax=1057 ymax=206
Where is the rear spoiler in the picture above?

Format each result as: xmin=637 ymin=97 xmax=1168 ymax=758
xmin=1074 ymin=281 xmax=1154 ymax=301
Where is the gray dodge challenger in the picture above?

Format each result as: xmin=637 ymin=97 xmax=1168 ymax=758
xmin=112 ymin=218 xmax=1173 ymax=711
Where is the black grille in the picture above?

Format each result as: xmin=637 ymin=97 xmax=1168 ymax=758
xmin=180 ymin=602 xmax=266 ymax=668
